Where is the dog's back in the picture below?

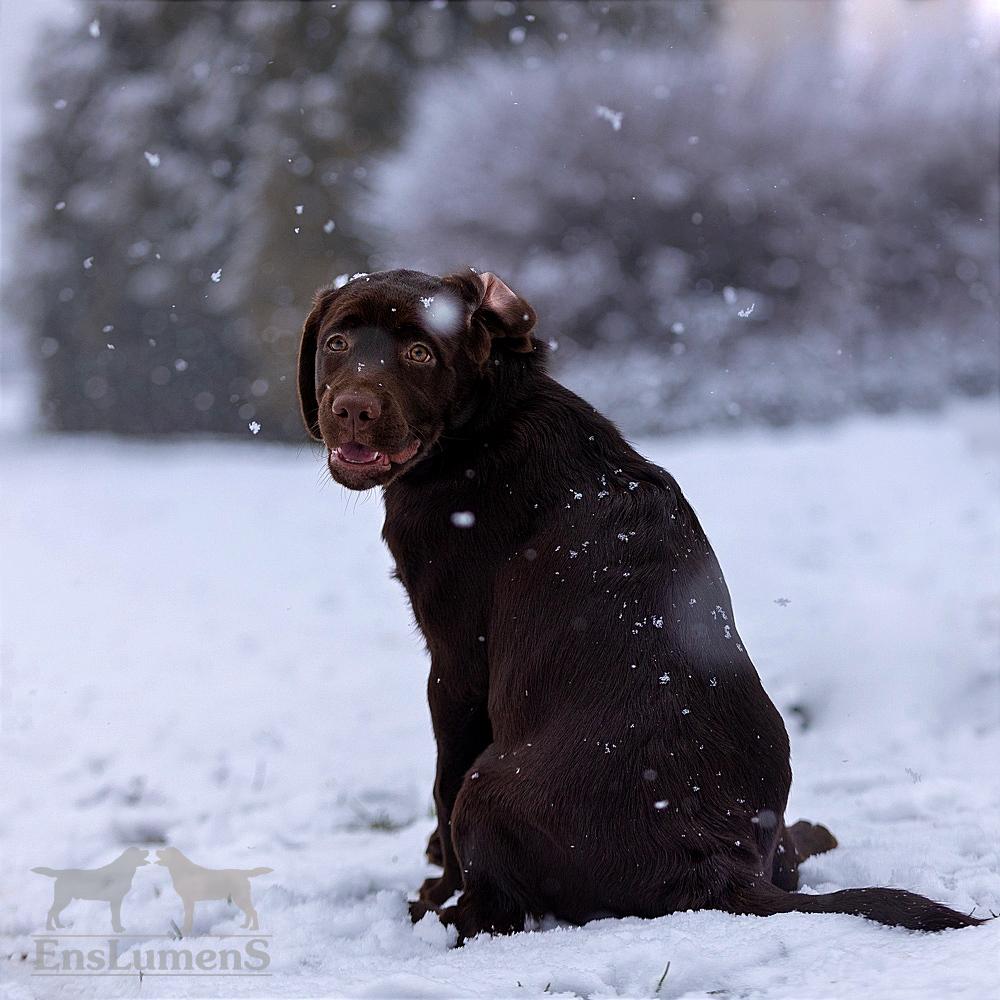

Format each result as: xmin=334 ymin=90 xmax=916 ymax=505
xmin=32 ymin=850 xmax=145 ymax=900
xmin=157 ymin=849 xmax=271 ymax=901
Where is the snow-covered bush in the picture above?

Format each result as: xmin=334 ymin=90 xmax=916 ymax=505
xmin=13 ymin=0 xmax=709 ymax=439
xmin=368 ymin=23 xmax=999 ymax=433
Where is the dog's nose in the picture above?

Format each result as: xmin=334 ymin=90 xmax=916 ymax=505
xmin=331 ymin=393 xmax=381 ymax=434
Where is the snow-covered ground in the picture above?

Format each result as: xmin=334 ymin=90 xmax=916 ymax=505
xmin=1 ymin=401 xmax=998 ymax=999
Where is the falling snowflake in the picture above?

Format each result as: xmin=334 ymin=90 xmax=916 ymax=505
xmin=595 ymin=105 xmax=624 ymax=131
xmin=210 ymin=269 xmax=223 ymax=283
xmin=89 ymin=18 xmax=100 ymax=38
xmin=425 ymin=295 xmax=461 ymax=335
xmin=323 ymin=219 xmax=336 ymax=234
xmin=144 ymin=151 xmax=160 ymax=168
xmin=738 ymin=302 xmax=756 ymax=318
xmin=774 ymin=597 xmax=791 ymax=606
xmin=450 ymin=511 xmax=475 ymax=528
xmin=83 ymin=257 xmax=94 ymax=270
xmin=248 ymin=421 xmax=261 ymax=435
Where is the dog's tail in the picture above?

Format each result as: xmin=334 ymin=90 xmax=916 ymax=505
xmin=244 ymin=867 xmax=273 ymax=877
xmin=31 ymin=867 xmax=63 ymax=878
xmin=726 ymin=878 xmax=983 ymax=931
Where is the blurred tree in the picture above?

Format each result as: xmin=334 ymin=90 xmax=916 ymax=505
xmin=369 ymin=12 xmax=999 ymax=432
xmin=15 ymin=0 xmax=714 ymax=439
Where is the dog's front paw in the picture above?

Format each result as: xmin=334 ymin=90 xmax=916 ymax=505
xmin=418 ymin=874 xmax=459 ymax=907
xmin=408 ymin=898 xmax=436 ymax=923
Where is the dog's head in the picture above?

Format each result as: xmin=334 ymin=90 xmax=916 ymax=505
xmin=297 ymin=268 xmax=537 ymax=490
xmin=154 ymin=847 xmax=182 ymax=867
xmin=122 ymin=847 xmax=150 ymax=867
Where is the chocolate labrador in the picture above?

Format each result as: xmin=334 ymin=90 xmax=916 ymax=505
xmin=297 ymin=268 xmax=981 ymax=940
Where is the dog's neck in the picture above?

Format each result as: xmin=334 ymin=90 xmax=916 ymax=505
xmin=453 ymin=343 xmax=550 ymax=440
xmin=385 ymin=343 xmax=652 ymax=503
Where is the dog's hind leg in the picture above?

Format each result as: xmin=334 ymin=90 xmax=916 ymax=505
xmin=109 ymin=895 xmax=125 ymax=933
xmin=769 ymin=818 xmax=838 ymax=892
xmin=182 ymin=899 xmax=195 ymax=936
xmin=769 ymin=823 xmax=801 ymax=892
xmin=443 ymin=762 xmax=561 ymax=941
xmin=439 ymin=882 xmax=525 ymax=944
xmin=47 ymin=887 xmax=72 ymax=929
xmin=232 ymin=886 xmax=258 ymax=929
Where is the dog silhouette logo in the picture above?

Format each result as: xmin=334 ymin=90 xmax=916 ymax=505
xmin=32 ymin=847 xmax=149 ymax=932
xmin=155 ymin=848 xmax=272 ymax=936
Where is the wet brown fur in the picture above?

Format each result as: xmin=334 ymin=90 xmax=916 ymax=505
xmin=298 ymin=268 xmax=983 ymax=941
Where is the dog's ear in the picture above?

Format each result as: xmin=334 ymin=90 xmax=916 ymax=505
xmin=442 ymin=270 xmax=537 ymax=365
xmin=297 ymin=286 xmax=341 ymax=441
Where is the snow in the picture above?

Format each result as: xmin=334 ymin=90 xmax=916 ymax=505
xmin=594 ymin=105 xmax=623 ymax=131
xmin=1 ymin=401 xmax=997 ymax=997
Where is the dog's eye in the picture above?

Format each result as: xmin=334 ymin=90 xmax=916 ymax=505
xmin=406 ymin=343 xmax=433 ymax=364
xmin=325 ymin=334 xmax=349 ymax=353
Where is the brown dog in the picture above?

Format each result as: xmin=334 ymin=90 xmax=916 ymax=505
xmin=298 ymin=268 xmax=982 ymax=941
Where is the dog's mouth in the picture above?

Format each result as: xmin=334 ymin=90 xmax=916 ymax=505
xmin=328 ymin=439 xmax=421 ymax=487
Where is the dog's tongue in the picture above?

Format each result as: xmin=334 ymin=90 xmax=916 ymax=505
xmin=339 ymin=442 xmax=379 ymax=464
